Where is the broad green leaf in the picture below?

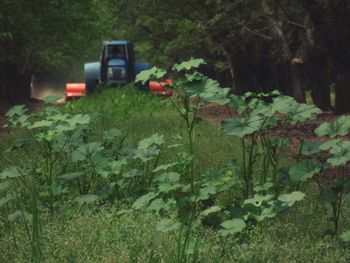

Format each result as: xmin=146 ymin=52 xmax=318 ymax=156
xmin=0 ymin=180 xmax=11 ymax=192
xmin=315 ymin=116 xmax=350 ymax=138
xmin=5 ymin=105 xmax=27 ymax=118
xmin=135 ymin=66 xmax=167 ymax=84
xmin=8 ymin=210 xmax=32 ymax=222
xmin=288 ymin=160 xmax=321 ymax=182
xmin=115 ymin=209 xmax=130 ymax=216
xmin=200 ymin=84 xmax=230 ymax=105
xmin=270 ymin=96 xmax=298 ymax=115
xmin=290 ymin=104 xmax=321 ymax=124
xmin=197 ymin=184 xmax=216 ymax=201
xmin=133 ymin=147 xmax=160 ymax=162
xmin=72 ymin=142 xmax=104 ymax=162
xmin=222 ymin=115 xmax=263 ymax=137
xmin=132 ymin=192 xmax=157 ymax=209
xmin=253 ymin=103 xmax=275 ymax=117
xmin=74 ymin=195 xmax=99 ymax=205
xmin=66 ymin=114 xmax=91 ymax=127
xmin=184 ymin=77 xmax=216 ymax=97
xmin=138 ymin=133 xmax=164 ymax=149
xmin=158 ymin=183 xmax=182 ymax=193
xmin=38 ymin=106 xmax=61 ymax=117
xmin=230 ymin=95 xmax=248 ymax=114
xmin=4 ymin=113 xmax=30 ymax=128
xmin=278 ymin=191 xmax=305 ymax=206
xmin=340 ymin=231 xmax=350 ymax=242
xmin=254 ymin=182 xmax=273 ymax=192
xmin=42 ymin=95 xmax=63 ymax=104
xmin=54 ymin=124 xmax=75 ymax=133
xmin=155 ymin=172 xmax=181 ymax=183
xmin=172 ymin=58 xmax=205 ymax=72
xmin=0 ymin=166 xmax=23 ymax=179
xmin=244 ymin=194 xmax=274 ymax=207
xmin=184 ymin=77 xmax=230 ymax=104
xmin=219 ymin=218 xmax=246 ymax=236
xmin=243 ymin=203 xmax=263 ymax=221
xmin=58 ymin=172 xmax=83 ymax=181
xmin=153 ymin=162 xmax=177 ymax=173
xmin=122 ymin=169 xmax=140 ymax=178
xmin=185 ymin=72 xmax=205 ymax=82
xmin=327 ymin=141 xmax=350 ymax=166
xmin=155 ymin=218 xmax=181 ymax=233
xmin=109 ymin=159 xmax=127 ymax=175
xmin=257 ymin=204 xmax=279 ymax=222
xmin=148 ymin=198 xmax=175 ymax=212
xmin=200 ymin=206 xmax=221 ymax=217
xmin=167 ymin=144 xmax=183 ymax=149
xmin=47 ymin=113 xmax=69 ymax=122
xmin=94 ymin=155 xmax=112 ymax=176
xmin=103 ymin=128 xmax=122 ymax=140
xmin=319 ymin=139 xmax=341 ymax=151
xmin=319 ymin=188 xmax=338 ymax=203
xmin=35 ymin=130 xmax=58 ymax=142
xmin=29 ymin=120 xmax=53 ymax=129
xmin=300 ymin=140 xmax=323 ymax=156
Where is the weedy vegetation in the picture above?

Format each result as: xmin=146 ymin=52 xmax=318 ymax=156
xmin=1 ymin=59 xmax=350 ymax=262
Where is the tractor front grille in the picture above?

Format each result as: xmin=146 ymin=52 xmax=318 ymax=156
xmin=108 ymin=67 xmax=126 ymax=80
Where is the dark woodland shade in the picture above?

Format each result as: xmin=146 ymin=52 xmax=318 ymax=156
xmin=1 ymin=0 xmax=350 ymax=112
xmin=0 ymin=63 xmax=31 ymax=102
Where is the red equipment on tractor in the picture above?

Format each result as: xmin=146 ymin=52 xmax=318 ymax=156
xmin=65 ymin=41 xmax=172 ymax=100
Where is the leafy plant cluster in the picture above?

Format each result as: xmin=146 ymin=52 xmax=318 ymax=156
xmin=1 ymin=58 xmax=350 ymax=262
xmin=135 ymin=58 xmax=350 ymax=245
xmin=0 ymin=101 xmax=171 ymax=262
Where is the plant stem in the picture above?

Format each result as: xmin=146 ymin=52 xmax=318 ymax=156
xmin=31 ymin=173 xmax=41 ymax=263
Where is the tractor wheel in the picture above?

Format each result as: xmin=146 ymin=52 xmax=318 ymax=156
xmin=86 ymin=81 xmax=97 ymax=94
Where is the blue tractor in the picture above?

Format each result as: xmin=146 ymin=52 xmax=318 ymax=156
xmin=65 ymin=40 xmax=151 ymax=98
xmin=84 ymin=40 xmax=151 ymax=92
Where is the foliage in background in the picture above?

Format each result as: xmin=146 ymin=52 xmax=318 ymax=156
xmin=0 ymin=0 xmax=113 ymax=81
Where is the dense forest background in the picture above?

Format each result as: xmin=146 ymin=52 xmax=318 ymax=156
xmin=1 ymin=0 xmax=350 ymax=112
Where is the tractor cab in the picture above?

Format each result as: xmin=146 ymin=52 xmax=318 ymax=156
xmin=100 ymin=41 xmax=135 ymax=84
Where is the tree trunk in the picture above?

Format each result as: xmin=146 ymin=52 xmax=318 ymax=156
xmin=0 ymin=63 xmax=31 ymax=103
xmin=308 ymin=53 xmax=331 ymax=110
xmin=219 ymin=45 xmax=235 ymax=91
xmin=262 ymin=0 xmax=305 ymax=102
xmin=299 ymin=0 xmax=350 ymax=112
xmin=290 ymin=59 xmax=306 ymax=103
xmin=335 ymin=72 xmax=350 ymax=114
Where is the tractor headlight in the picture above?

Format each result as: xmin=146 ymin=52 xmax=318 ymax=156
xmin=108 ymin=68 xmax=114 ymax=79
xmin=119 ymin=67 xmax=126 ymax=78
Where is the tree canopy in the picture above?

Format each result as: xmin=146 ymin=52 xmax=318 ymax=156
xmin=1 ymin=0 xmax=350 ymax=112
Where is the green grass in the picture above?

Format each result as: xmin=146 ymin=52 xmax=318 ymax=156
xmin=1 ymin=192 xmax=349 ymax=263
xmin=1 ymin=86 xmax=349 ymax=262
xmin=64 ymin=86 xmax=240 ymax=168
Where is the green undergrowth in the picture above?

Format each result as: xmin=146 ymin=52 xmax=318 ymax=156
xmin=63 ymin=86 xmax=239 ymax=168
xmin=1 ymin=193 xmax=349 ymax=263
xmin=1 ymin=66 xmax=350 ymax=263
